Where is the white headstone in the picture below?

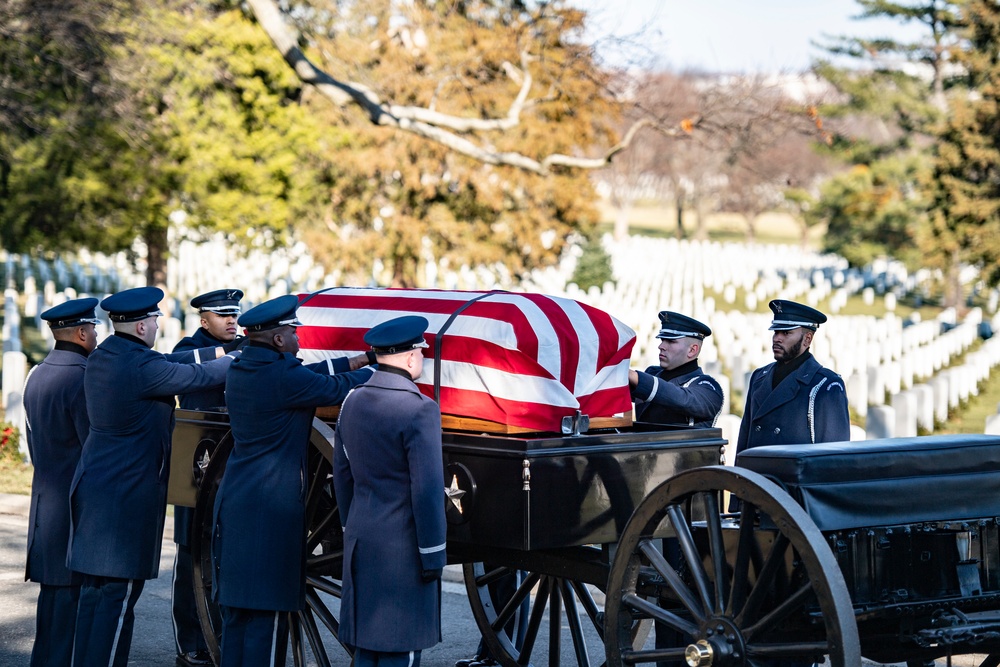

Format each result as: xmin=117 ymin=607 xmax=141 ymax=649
xmin=846 ymin=373 xmax=869 ymax=417
xmin=716 ymin=414 xmax=742 ymax=467
xmin=891 ymin=391 xmax=918 ymax=438
xmin=2 ymin=351 xmax=26 ymax=411
xmin=986 ymin=413 xmax=1000 ymax=435
xmin=849 ymin=424 xmax=866 ymax=441
xmin=866 ymin=405 xmax=895 ymax=439
xmin=912 ymin=383 xmax=935 ymax=433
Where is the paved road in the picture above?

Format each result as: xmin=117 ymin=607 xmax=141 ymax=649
xmin=0 ymin=495 xmax=984 ymax=667
xmin=0 ymin=496 xmax=482 ymax=667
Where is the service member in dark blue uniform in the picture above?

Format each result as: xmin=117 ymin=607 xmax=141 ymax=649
xmin=23 ymin=298 xmax=100 ymax=667
xmin=629 ymin=311 xmax=724 ymax=427
xmin=628 ymin=311 xmax=724 ymax=666
xmin=68 ymin=286 xmax=239 ymax=667
xmin=736 ymin=300 xmax=850 ymax=454
xmin=212 ymin=295 xmax=375 ymax=667
xmin=171 ymin=289 xmax=246 ymax=667
xmin=334 ymin=316 xmax=447 ymax=667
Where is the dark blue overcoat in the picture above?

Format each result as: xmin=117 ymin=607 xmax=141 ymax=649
xmin=68 ymin=334 xmax=232 ymax=580
xmin=631 ymin=365 xmax=724 ymax=427
xmin=212 ymin=344 xmax=372 ymax=611
xmin=735 ymin=354 xmax=850 ymax=455
xmin=334 ymin=370 xmax=447 ymax=652
xmin=23 ymin=348 xmax=89 ymax=586
xmin=172 ymin=330 xmax=352 ymax=545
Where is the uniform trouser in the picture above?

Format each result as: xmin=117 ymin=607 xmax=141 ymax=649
xmin=31 ymin=583 xmax=80 ymax=667
xmin=73 ymin=575 xmax=145 ymax=667
xmin=219 ymin=605 xmax=289 ymax=667
xmin=355 ymin=648 xmax=422 ymax=667
xmin=172 ymin=543 xmax=208 ymax=654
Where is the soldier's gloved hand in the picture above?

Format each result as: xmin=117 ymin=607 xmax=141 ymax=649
xmin=223 ymin=335 xmax=249 ymax=353
xmin=421 ymin=568 xmax=442 ymax=583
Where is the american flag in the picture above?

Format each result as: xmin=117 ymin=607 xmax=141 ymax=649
xmin=296 ymin=287 xmax=636 ymax=432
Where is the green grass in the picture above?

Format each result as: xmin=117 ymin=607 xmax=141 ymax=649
xmin=0 ymin=460 xmax=33 ymax=495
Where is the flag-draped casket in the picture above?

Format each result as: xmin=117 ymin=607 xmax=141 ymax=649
xmin=296 ymin=288 xmax=636 ymax=432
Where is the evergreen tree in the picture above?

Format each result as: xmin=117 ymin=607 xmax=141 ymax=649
xmin=812 ymin=1 xmax=960 ymax=277
xmin=926 ymin=0 xmax=1000 ymax=300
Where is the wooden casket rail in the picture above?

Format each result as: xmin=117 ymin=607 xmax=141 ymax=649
xmin=315 ymin=405 xmax=633 ymax=434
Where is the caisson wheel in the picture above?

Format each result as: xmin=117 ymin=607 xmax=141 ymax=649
xmin=604 ymin=466 xmax=859 ymax=667
xmin=464 ymin=547 xmax=651 ymax=667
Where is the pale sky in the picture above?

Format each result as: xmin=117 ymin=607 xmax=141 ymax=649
xmin=575 ymin=0 xmax=927 ymax=73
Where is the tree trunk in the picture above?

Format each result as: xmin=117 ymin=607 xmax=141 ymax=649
xmin=944 ymin=247 xmax=963 ymax=310
xmin=744 ymin=213 xmax=757 ymax=243
xmin=675 ymin=194 xmax=686 ymax=240
xmin=693 ymin=196 xmax=709 ymax=241
xmin=613 ymin=204 xmax=631 ymax=241
xmin=145 ymin=224 xmax=168 ymax=289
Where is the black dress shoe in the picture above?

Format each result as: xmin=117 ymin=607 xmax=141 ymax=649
xmin=177 ymin=649 xmax=213 ymax=667
xmin=470 ymin=659 xmax=499 ymax=667
xmin=455 ymin=657 xmax=482 ymax=667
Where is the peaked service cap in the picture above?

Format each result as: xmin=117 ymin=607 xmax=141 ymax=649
xmin=656 ymin=311 xmax=712 ymax=340
xmin=768 ymin=299 xmax=827 ymax=331
xmin=364 ymin=315 xmax=430 ymax=355
xmin=237 ymin=294 xmax=303 ymax=332
xmin=191 ymin=289 xmax=243 ymax=316
xmin=40 ymin=297 xmax=101 ymax=329
xmin=101 ymin=287 xmax=164 ymax=323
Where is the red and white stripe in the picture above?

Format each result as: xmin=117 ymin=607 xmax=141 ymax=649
xmin=296 ymin=287 xmax=636 ymax=431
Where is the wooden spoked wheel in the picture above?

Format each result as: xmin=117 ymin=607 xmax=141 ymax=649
xmin=604 ymin=466 xmax=859 ymax=667
xmin=464 ymin=547 xmax=651 ymax=667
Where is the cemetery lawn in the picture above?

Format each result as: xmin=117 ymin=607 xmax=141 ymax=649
xmin=0 ymin=460 xmax=32 ymax=495
xmin=938 ymin=356 xmax=1000 ymax=434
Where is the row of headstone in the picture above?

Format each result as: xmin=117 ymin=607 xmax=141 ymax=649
xmin=5 ymin=231 xmax=1000 ymax=459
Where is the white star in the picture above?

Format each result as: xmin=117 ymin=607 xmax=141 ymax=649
xmin=445 ymin=474 xmax=466 ymax=514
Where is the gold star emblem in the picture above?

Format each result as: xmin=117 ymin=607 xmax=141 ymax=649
xmin=445 ymin=474 xmax=466 ymax=514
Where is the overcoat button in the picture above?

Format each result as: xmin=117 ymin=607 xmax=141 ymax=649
xmin=754 ymin=425 xmax=761 ymax=432
xmin=774 ymin=427 xmax=781 ymax=434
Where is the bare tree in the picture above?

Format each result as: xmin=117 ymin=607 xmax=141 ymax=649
xmin=247 ymin=0 xmax=695 ymax=175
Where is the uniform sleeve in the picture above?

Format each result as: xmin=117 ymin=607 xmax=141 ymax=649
xmin=735 ymin=369 xmax=761 ymax=457
xmin=283 ymin=363 xmax=374 ymax=409
xmin=164 ymin=346 xmax=218 ymax=365
xmin=303 ymin=357 xmax=350 ymax=376
xmin=137 ymin=351 xmax=232 ymax=398
xmin=332 ymin=396 xmax=356 ymax=528
xmin=813 ymin=373 xmax=851 ymax=444
xmin=405 ymin=399 xmax=447 ymax=571
xmin=70 ymin=381 xmax=90 ymax=445
xmin=632 ymin=370 xmax=723 ymax=423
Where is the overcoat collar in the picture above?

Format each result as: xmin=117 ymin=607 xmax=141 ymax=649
xmin=366 ymin=368 xmax=422 ymax=395
xmin=752 ymin=355 xmax=824 ymax=419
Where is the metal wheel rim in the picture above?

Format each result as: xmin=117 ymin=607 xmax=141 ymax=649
xmin=604 ymin=465 xmax=859 ymax=667
xmin=464 ymin=555 xmax=651 ymax=667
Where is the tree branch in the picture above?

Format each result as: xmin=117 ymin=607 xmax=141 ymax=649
xmin=246 ymin=0 xmax=650 ymax=174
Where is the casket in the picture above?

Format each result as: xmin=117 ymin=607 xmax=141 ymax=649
xmin=295 ymin=287 xmax=636 ymax=433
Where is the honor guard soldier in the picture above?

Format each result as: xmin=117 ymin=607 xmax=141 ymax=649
xmin=736 ymin=299 xmax=850 ymax=456
xmin=334 ymin=315 xmax=447 ymax=667
xmin=628 ymin=311 xmax=724 ymax=665
xmin=170 ymin=289 xmax=246 ymax=667
xmin=68 ymin=286 xmax=239 ymax=667
xmin=212 ymin=295 xmax=375 ymax=667
xmin=23 ymin=298 xmax=100 ymax=667
xmin=629 ymin=311 xmax=724 ymax=427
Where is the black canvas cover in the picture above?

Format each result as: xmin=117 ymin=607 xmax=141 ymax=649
xmin=735 ymin=434 xmax=1000 ymax=531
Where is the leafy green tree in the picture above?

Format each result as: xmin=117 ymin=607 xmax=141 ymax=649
xmin=926 ymin=0 xmax=1000 ymax=300
xmin=0 ymin=0 xmax=135 ymax=252
xmin=813 ymin=1 xmax=959 ymax=277
xmin=810 ymin=157 xmax=928 ymax=268
xmin=570 ymin=230 xmax=614 ymax=293
xmin=2 ymin=1 xmax=338 ymax=285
